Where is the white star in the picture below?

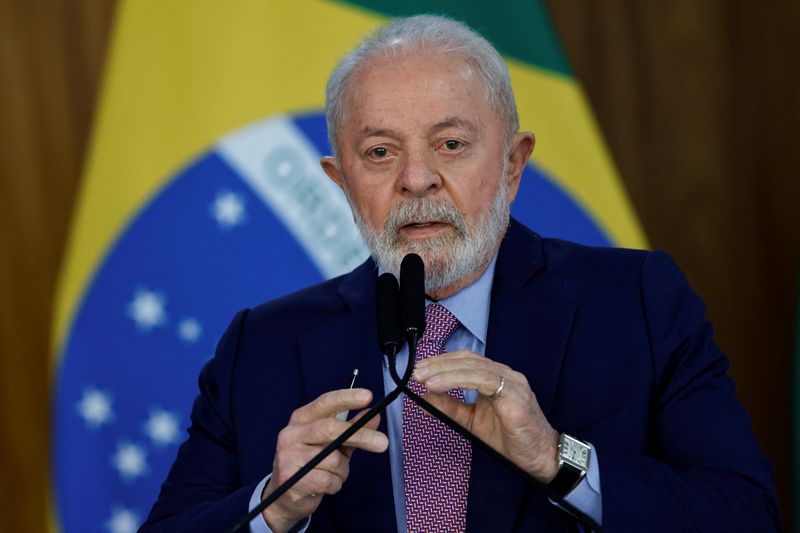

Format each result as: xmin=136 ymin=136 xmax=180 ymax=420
xmin=177 ymin=317 xmax=202 ymax=343
xmin=112 ymin=441 xmax=148 ymax=481
xmin=211 ymin=191 xmax=246 ymax=229
xmin=127 ymin=288 xmax=167 ymax=331
xmin=106 ymin=506 xmax=140 ymax=533
xmin=76 ymin=387 xmax=114 ymax=428
xmin=144 ymin=408 xmax=181 ymax=447
xmin=323 ymin=223 xmax=339 ymax=238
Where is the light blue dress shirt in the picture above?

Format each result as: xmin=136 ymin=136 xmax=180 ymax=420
xmin=249 ymin=256 xmax=602 ymax=532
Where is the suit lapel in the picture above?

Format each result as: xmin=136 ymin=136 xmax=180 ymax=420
xmin=297 ymin=260 xmax=397 ymax=532
xmin=467 ymin=220 xmax=577 ymax=532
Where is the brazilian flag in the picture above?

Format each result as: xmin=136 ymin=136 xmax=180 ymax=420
xmin=51 ymin=1 xmax=646 ymax=531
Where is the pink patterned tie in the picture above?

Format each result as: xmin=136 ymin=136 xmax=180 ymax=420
xmin=403 ymin=303 xmax=472 ymax=532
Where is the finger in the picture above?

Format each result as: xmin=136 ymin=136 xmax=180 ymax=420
xmin=290 ymin=388 xmax=373 ymax=424
xmin=340 ymin=410 xmax=381 ymax=458
xmin=275 ymin=445 xmax=349 ymax=487
xmin=439 ymin=349 xmax=481 ymax=358
xmin=277 ymin=411 xmax=385 ymax=462
xmin=415 ymin=353 xmax=510 ymax=381
xmin=292 ymin=468 xmax=344 ymax=498
xmin=423 ymin=349 xmax=482 ymax=361
xmin=311 ymin=448 xmax=350 ymax=480
xmin=350 ymin=408 xmax=381 ymax=428
xmin=417 ymin=352 xmax=519 ymax=378
xmin=418 ymin=367 xmax=509 ymax=397
xmin=300 ymin=417 xmax=388 ymax=452
xmin=415 ymin=356 xmax=523 ymax=392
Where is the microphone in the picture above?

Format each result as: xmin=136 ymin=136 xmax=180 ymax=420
xmin=375 ymin=273 xmax=403 ymax=357
xmin=399 ymin=253 xmax=425 ymax=344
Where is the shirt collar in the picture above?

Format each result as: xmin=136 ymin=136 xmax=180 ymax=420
xmin=433 ymin=255 xmax=497 ymax=345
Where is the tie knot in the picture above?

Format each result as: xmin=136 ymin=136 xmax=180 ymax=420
xmin=418 ymin=303 xmax=460 ymax=352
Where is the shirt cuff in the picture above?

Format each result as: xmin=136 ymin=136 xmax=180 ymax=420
xmin=555 ymin=442 xmax=602 ymax=526
xmin=248 ymin=475 xmax=312 ymax=533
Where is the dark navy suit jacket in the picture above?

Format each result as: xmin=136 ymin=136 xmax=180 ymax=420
xmin=142 ymin=219 xmax=780 ymax=532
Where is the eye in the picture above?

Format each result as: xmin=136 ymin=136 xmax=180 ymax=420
xmin=441 ymin=139 xmax=464 ymax=152
xmin=368 ymin=146 xmax=389 ymax=159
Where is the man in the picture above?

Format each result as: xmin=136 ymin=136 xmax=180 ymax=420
xmin=142 ymin=15 xmax=779 ymax=533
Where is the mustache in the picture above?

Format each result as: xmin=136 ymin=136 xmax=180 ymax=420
xmin=382 ymin=198 xmax=468 ymax=236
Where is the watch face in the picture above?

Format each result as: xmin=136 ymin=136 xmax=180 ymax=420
xmin=561 ymin=435 xmax=590 ymax=470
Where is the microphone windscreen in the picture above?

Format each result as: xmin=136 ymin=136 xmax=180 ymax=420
xmin=375 ymin=273 xmax=403 ymax=355
xmin=400 ymin=253 xmax=425 ymax=339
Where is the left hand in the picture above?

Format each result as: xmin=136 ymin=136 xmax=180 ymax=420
xmin=413 ymin=349 xmax=559 ymax=483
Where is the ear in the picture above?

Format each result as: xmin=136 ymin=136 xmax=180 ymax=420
xmin=505 ymin=131 xmax=535 ymax=202
xmin=320 ymin=156 xmax=346 ymax=191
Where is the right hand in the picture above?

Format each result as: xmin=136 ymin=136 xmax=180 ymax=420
xmin=261 ymin=388 xmax=388 ymax=533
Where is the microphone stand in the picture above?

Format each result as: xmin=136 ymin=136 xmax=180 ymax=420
xmin=387 ymin=334 xmax=605 ymax=533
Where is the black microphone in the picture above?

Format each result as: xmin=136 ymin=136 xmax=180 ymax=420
xmin=399 ymin=253 xmax=425 ymax=345
xmin=375 ymin=273 xmax=403 ymax=357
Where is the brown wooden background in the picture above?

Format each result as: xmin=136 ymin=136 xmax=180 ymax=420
xmin=1 ymin=1 xmax=797 ymax=531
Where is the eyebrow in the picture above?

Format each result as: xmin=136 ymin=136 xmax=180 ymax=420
xmin=359 ymin=126 xmax=400 ymax=140
xmin=357 ymin=117 xmax=477 ymax=142
xmin=430 ymin=117 xmax=477 ymax=134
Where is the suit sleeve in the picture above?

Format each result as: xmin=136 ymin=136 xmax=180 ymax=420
xmin=595 ymin=251 xmax=781 ymax=532
xmin=140 ymin=309 xmax=257 ymax=533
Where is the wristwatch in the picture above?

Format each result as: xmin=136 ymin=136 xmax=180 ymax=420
xmin=548 ymin=433 xmax=591 ymax=497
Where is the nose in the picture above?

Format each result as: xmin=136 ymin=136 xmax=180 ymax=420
xmin=397 ymin=149 xmax=441 ymax=197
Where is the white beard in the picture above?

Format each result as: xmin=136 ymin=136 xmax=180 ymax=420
xmin=349 ymin=179 xmax=511 ymax=293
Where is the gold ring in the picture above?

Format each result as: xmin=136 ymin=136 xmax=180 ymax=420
xmin=489 ymin=376 xmax=505 ymax=399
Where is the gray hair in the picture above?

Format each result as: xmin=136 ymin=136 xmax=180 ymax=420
xmin=324 ymin=14 xmax=519 ymax=154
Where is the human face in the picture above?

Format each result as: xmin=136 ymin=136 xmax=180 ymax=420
xmin=322 ymin=51 xmax=534 ymax=296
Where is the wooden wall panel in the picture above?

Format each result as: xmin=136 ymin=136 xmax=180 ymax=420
xmin=0 ymin=1 xmax=796 ymax=530
xmin=0 ymin=1 xmax=116 ymax=531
